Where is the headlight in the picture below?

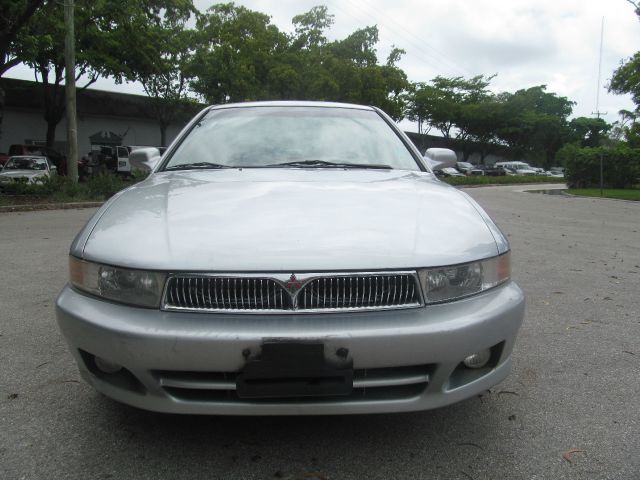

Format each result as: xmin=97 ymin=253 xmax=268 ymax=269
xmin=69 ymin=256 xmax=166 ymax=308
xmin=418 ymin=252 xmax=511 ymax=304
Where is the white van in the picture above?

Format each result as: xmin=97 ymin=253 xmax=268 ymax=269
xmin=115 ymin=146 xmax=130 ymax=174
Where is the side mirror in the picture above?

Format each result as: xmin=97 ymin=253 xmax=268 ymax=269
xmin=424 ymin=148 xmax=457 ymax=171
xmin=129 ymin=147 xmax=161 ymax=172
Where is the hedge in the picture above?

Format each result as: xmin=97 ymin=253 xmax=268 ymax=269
xmin=0 ymin=172 xmax=148 ymax=202
xmin=558 ymin=144 xmax=640 ymax=188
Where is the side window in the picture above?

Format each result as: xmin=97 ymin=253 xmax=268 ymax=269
xmin=117 ymin=146 xmax=129 ymax=158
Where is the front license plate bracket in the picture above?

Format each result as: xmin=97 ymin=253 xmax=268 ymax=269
xmin=236 ymin=342 xmax=353 ymax=399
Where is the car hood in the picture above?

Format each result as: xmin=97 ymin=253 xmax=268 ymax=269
xmin=79 ymin=169 xmax=501 ymax=271
xmin=0 ymin=170 xmax=46 ymax=179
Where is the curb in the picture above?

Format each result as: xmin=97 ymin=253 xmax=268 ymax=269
xmin=0 ymin=201 xmax=103 ymax=213
xmin=562 ymin=191 xmax=640 ymax=204
xmin=456 ymin=182 xmax=567 ymax=189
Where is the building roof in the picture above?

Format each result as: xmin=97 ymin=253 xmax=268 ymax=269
xmin=0 ymin=77 xmax=202 ymax=122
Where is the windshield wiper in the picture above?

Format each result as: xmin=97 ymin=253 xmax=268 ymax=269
xmin=265 ymin=159 xmax=392 ymax=169
xmin=165 ymin=162 xmax=230 ymax=171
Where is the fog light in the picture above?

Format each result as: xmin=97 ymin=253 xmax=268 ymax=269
xmin=463 ymin=349 xmax=491 ymax=369
xmin=94 ymin=356 xmax=122 ymax=374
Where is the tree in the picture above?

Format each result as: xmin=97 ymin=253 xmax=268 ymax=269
xmin=313 ymin=26 xmax=409 ymax=119
xmin=406 ymin=75 xmax=495 ymax=139
xmin=459 ymin=98 xmax=508 ymax=163
xmin=139 ymin=27 xmax=196 ymax=147
xmin=190 ymin=3 xmax=287 ymax=104
xmin=569 ymin=116 xmax=611 ymax=147
xmin=496 ymin=86 xmax=574 ymax=167
xmin=609 ymin=1 xmax=640 ymax=148
xmin=0 ymin=0 xmax=45 ymax=140
xmin=610 ymin=50 xmax=640 ymax=111
xmin=0 ymin=0 xmax=44 ymax=77
xmin=609 ymin=109 xmax=640 ymax=146
xmin=116 ymin=2 xmax=196 ymax=146
xmin=17 ymin=1 xmax=82 ymax=148
xmin=17 ymin=0 xmax=195 ymax=148
xmin=291 ymin=5 xmax=334 ymax=50
xmin=190 ymin=5 xmax=410 ymax=120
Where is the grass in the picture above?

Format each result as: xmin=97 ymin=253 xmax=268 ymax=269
xmin=442 ymin=175 xmax=566 ymax=186
xmin=0 ymin=172 xmax=148 ymax=207
xmin=567 ymin=188 xmax=640 ymax=201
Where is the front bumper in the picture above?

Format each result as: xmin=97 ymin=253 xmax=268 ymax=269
xmin=55 ymin=281 xmax=525 ymax=415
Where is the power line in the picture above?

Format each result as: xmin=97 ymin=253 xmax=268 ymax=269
xmin=324 ymin=0 xmax=466 ymax=77
xmin=339 ymin=0 xmax=473 ymax=77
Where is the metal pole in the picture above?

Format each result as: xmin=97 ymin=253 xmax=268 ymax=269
xmin=600 ymin=152 xmax=604 ymax=196
xmin=64 ymin=0 xmax=78 ymax=182
xmin=595 ymin=17 xmax=604 ymax=117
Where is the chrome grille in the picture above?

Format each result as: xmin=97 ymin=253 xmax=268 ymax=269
xmin=297 ymin=274 xmax=419 ymax=310
xmin=165 ymin=276 xmax=291 ymax=311
xmin=163 ymin=272 xmax=422 ymax=313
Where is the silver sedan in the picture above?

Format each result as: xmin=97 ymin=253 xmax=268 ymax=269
xmin=56 ymin=101 xmax=524 ymax=415
xmin=0 ymin=155 xmax=57 ymax=183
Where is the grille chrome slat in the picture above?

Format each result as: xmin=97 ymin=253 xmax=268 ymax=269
xmin=164 ymin=272 xmax=422 ymax=313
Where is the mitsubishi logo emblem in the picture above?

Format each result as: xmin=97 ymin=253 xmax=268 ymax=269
xmin=285 ymin=273 xmax=303 ymax=293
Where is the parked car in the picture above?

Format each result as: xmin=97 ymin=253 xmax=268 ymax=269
xmin=0 ymin=155 xmax=57 ymax=183
xmin=494 ymin=161 xmax=537 ymax=176
xmin=455 ymin=161 xmax=484 ymax=176
xmin=56 ymin=101 xmax=524 ymax=415
xmin=434 ymin=166 xmax=465 ymax=177
xmin=1 ymin=144 xmax=66 ymax=175
xmin=478 ymin=165 xmax=508 ymax=176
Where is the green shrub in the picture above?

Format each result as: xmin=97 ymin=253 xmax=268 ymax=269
xmin=0 ymin=172 xmax=147 ymax=202
xmin=85 ymin=174 xmax=130 ymax=199
xmin=560 ymin=144 xmax=640 ymax=188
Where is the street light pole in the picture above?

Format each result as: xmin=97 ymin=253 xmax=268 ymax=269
xmin=64 ymin=0 xmax=78 ymax=182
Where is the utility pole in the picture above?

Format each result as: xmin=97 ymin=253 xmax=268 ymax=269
xmin=592 ymin=17 xmax=606 ymax=197
xmin=64 ymin=0 xmax=78 ymax=182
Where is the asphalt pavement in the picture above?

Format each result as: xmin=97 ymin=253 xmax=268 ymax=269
xmin=1 ymin=185 xmax=638 ymax=480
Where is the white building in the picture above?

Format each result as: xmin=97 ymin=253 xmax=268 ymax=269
xmin=0 ymin=78 xmax=200 ymax=157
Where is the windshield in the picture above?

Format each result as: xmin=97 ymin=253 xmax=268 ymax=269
xmin=163 ymin=106 xmax=421 ymax=171
xmin=3 ymin=157 xmax=47 ymax=170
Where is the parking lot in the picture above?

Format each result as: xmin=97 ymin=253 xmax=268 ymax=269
xmin=1 ymin=184 xmax=638 ymax=480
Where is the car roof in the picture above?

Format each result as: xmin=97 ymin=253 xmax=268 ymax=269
xmin=9 ymin=155 xmax=47 ymax=159
xmin=208 ymin=100 xmax=375 ymax=111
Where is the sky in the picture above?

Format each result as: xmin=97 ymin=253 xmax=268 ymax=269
xmin=6 ymin=0 xmax=640 ymax=131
